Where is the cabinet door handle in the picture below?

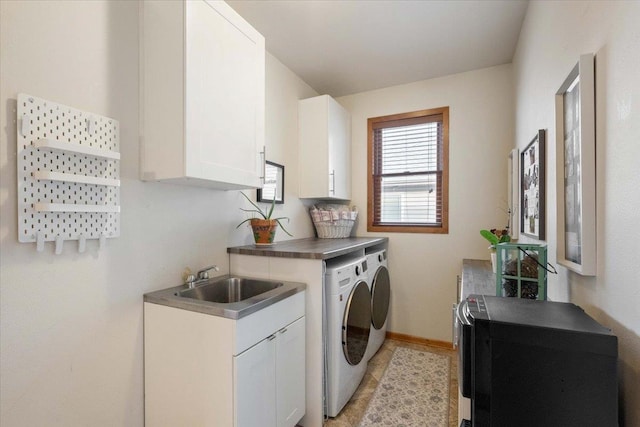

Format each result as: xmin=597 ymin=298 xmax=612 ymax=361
xmin=452 ymin=303 xmax=459 ymax=349
xmin=330 ymin=170 xmax=335 ymax=194
xmin=267 ymin=334 xmax=276 ymax=341
xmin=279 ymin=327 xmax=288 ymax=334
xmin=260 ymin=146 xmax=266 ymax=183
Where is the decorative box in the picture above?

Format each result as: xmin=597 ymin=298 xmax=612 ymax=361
xmin=495 ymin=243 xmax=548 ymax=300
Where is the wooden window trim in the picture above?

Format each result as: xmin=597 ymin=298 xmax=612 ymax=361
xmin=367 ymin=106 xmax=449 ymax=234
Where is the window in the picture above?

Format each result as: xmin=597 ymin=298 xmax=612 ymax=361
xmin=367 ymin=107 xmax=449 ymax=233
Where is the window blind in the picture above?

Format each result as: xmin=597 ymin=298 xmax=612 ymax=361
xmin=369 ymin=109 xmax=448 ymax=231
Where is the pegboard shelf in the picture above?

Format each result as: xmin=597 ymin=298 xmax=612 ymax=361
xmin=34 ymin=203 xmax=121 ymax=213
xmin=17 ymin=93 xmax=120 ymax=251
xmin=34 ymin=138 xmax=121 ymax=160
xmin=33 ymin=171 xmax=121 ymax=187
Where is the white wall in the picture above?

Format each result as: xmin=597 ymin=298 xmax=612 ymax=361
xmin=513 ymin=1 xmax=640 ymax=424
xmin=263 ymin=54 xmax=319 ymax=240
xmin=338 ymin=64 xmax=514 ymax=342
xmin=0 ymin=1 xmax=316 ymax=425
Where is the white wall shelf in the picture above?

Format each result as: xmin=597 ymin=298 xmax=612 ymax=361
xmin=17 ymin=93 xmax=120 ymax=251
xmin=34 ymin=203 xmax=121 ymax=213
xmin=33 ymin=171 xmax=121 ymax=187
xmin=34 ymin=138 xmax=121 ymax=160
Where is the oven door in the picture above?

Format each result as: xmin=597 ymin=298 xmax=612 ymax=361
xmin=456 ymin=300 xmax=472 ymax=398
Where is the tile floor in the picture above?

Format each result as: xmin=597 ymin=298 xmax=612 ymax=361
xmin=323 ymin=339 xmax=459 ymax=427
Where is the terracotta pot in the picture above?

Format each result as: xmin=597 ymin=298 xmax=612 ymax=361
xmin=250 ymin=219 xmax=278 ymax=244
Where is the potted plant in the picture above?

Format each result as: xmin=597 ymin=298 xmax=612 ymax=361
xmin=236 ymin=192 xmax=292 ymax=245
xmin=480 ymin=229 xmax=511 ymax=273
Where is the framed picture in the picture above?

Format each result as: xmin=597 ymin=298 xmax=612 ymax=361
xmin=555 ymin=53 xmax=596 ymax=276
xmin=520 ymin=130 xmax=545 ymax=239
xmin=507 ymin=148 xmax=519 ymax=239
xmin=257 ymin=161 xmax=284 ymax=204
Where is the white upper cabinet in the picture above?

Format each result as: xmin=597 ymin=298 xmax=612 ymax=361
xmin=140 ymin=0 xmax=265 ymax=189
xmin=299 ymin=95 xmax=351 ymax=200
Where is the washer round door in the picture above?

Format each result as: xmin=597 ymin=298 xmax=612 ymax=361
xmin=342 ymin=280 xmax=372 ymax=366
xmin=371 ymin=266 xmax=390 ymax=330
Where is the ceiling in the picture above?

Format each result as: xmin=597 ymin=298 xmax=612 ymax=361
xmin=227 ymin=0 xmax=529 ymax=97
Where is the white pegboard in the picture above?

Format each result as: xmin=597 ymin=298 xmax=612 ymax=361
xmin=17 ymin=93 xmax=120 ymax=251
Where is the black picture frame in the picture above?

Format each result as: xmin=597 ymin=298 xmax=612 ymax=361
xmin=520 ymin=129 xmax=545 ymax=239
xmin=257 ymin=161 xmax=284 ymax=204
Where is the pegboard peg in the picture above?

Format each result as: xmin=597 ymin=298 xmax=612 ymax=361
xmin=99 ymin=233 xmax=106 ymax=250
xmin=78 ymin=235 xmax=86 ymax=253
xmin=36 ymin=231 xmax=45 ymax=252
xmin=55 ymin=235 xmax=64 ymax=255
xmin=87 ymin=117 xmax=96 ymax=135
xmin=21 ymin=114 xmax=30 ymax=136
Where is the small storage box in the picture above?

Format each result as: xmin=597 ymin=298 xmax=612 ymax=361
xmin=495 ymin=243 xmax=548 ymax=300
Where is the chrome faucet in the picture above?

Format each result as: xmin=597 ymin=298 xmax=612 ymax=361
xmin=185 ymin=265 xmax=220 ymax=288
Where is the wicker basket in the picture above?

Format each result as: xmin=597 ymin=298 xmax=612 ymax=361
xmin=310 ymin=205 xmax=357 ymax=238
xmin=313 ymin=218 xmax=355 ymax=238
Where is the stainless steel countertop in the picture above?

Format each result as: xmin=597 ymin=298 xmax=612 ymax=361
xmin=143 ymin=275 xmax=306 ymax=320
xmin=227 ymin=237 xmax=388 ymax=260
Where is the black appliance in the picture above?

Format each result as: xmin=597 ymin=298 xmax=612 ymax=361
xmin=455 ymin=295 xmax=618 ymax=427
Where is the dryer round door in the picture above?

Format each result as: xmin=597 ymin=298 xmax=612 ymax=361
xmin=371 ymin=266 xmax=390 ymax=330
xmin=342 ymin=280 xmax=372 ymax=366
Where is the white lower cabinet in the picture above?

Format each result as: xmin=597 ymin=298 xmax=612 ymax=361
xmin=235 ymin=336 xmax=276 ymax=426
xmin=234 ymin=316 xmax=306 ymax=427
xmin=276 ymin=317 xmax=306 ymax=427
xmin=144 ymin=291 xmax=305 ymax=427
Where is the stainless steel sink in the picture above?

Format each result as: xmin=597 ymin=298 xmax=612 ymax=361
xmin=144 ymin=275 xmax=305 ymax=320
xmin=175 ymin=277 xmax=284 ymax=303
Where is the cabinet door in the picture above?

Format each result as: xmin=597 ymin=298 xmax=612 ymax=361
xmin=298 ymin=96 xmax=330 ymax=198
xmin=328 ymin=98 xmax=351 ymax=199
xmin=299 ymin=95 xmax=351 ymax=199
xmin=234 ymin=336 xmax=277 ymax=427
xmin=184 ymin=0 xmax=264 ymax=188
xmin=276 ymin=317 xmax=306 ymax=427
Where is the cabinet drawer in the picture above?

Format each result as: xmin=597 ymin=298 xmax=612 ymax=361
xmin=235 ymin=291 xmax=305 ymax=355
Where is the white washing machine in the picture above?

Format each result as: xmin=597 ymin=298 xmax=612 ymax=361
xmin=324 ymin=256 xmax=371 ymax=417
xmin=364 ymin=249 xmax=390 ymax=362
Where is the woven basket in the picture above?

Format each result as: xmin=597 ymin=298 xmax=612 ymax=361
xmin=312 ymin=218 xmax=355 ymax=238
xmin=310 ymin=205 xmax=357 ymax=238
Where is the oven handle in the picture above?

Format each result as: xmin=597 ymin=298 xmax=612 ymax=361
xmin=452 ymin=303 xmax=459 ymax=349
xmin=453 ymin=300 xmax=470 ymax=349
xmin=457 ymin=299 xmax=471 ymax=325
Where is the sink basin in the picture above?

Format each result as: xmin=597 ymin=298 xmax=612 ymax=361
xmin=176 ymin=277 xmax=284 ymax=303
xmin=144 ymin=274 xmax=305 ymax=320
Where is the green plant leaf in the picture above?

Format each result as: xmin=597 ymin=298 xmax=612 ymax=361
xmin=237 ymin=191 xmax=291 ymax=232
xmin=236 ymin=218 xmax=254 ymax=229
xmin=480 ymin=229 xmax=499 ymax=245
xmin=275 ymin=218 xmax=293 ymax=236
xmin=499 ymin=235 xmax=511 ymax=243
xmin=266 ymin=194 xmax=275 ymax=219
xmin=239 ymin=192 xmax=267 ymax=218
xmin=239 ymin=207 xmax=267 ymax=219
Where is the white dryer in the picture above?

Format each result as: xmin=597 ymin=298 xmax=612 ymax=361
xmin=364 ymin=249 xmax=390 ymax=362
xmin=324 ymin=256 xmax=371 ymax=417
